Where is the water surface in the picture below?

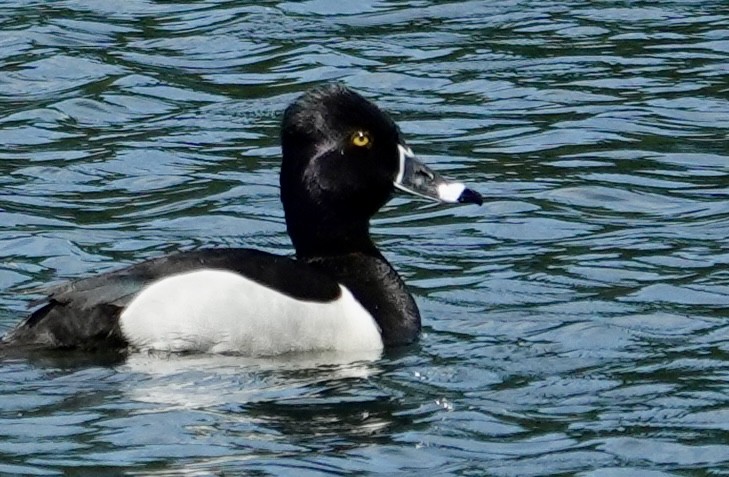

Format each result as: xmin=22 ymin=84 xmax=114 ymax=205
xmin=1 ymin=1 xmax=729 ymax=475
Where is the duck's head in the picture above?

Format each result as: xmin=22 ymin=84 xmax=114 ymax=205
xmin=280 ymin=84 xmax=482 ymax=257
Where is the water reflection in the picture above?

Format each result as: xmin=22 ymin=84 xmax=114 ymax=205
xmin=121 ymin=351 xmax=383 ymax=407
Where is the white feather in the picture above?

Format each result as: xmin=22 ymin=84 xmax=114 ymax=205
xmin=119 ymin=269 xmax=383 ymax=356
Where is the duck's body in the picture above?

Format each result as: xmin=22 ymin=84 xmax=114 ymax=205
xmin=8 ymin=248 xmax=416 ymax=354
xmin=1 ymin=84 xmax=481 ymax=356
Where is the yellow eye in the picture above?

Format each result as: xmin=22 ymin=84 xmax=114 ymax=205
xmin=351 ymin=131 xmax=371 ymax=148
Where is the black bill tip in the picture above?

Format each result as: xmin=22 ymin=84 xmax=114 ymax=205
xmin=457 ymin=187 xmax=483 ymax=206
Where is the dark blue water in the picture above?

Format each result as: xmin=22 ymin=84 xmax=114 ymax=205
xmin=1 ymin=1 xmax=729 ymax=475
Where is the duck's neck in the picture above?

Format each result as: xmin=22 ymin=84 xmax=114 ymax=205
xmin=299 ymin=249 xmax=421 ymax=346
xmin=285 ymin=203 xmax=379 ymax=257
xmin=293 ymin=227 xmax=377 ymax=258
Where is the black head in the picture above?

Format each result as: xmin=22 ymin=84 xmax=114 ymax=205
xmin=282 ymin=84 xmax=401 ymax=217
xmin=280 ymin=84 xmax=481 ymax=258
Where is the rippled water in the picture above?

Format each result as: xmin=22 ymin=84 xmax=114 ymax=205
xmin=1 ymin=1 xmax=729 ymax=475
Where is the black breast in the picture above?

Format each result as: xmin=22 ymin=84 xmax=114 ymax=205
xmin=302 ymin=252 xmax=421 ymax=346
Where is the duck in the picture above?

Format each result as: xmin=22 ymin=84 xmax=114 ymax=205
xmin=1 ymin=84 xmax=482 ymax=356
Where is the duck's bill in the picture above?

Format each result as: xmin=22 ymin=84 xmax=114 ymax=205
xmin=394 ymin=145 xmax=483 ymax=205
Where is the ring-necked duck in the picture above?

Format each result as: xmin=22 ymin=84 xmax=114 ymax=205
xmin=1 ymin=84 xmax=482 ymax=356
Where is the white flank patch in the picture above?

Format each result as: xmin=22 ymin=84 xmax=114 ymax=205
xmin=437 ymin=182 xmax=466 ymax=203
xmin=119 ymin=270 xmax=384 ymax=356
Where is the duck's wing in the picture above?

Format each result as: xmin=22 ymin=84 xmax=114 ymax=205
xmin=3 ymin=248 xmax=340 ymax=350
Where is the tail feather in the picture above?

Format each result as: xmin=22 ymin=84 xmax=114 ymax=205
xmin=1 ymin=301 xmax=127 ymax=351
